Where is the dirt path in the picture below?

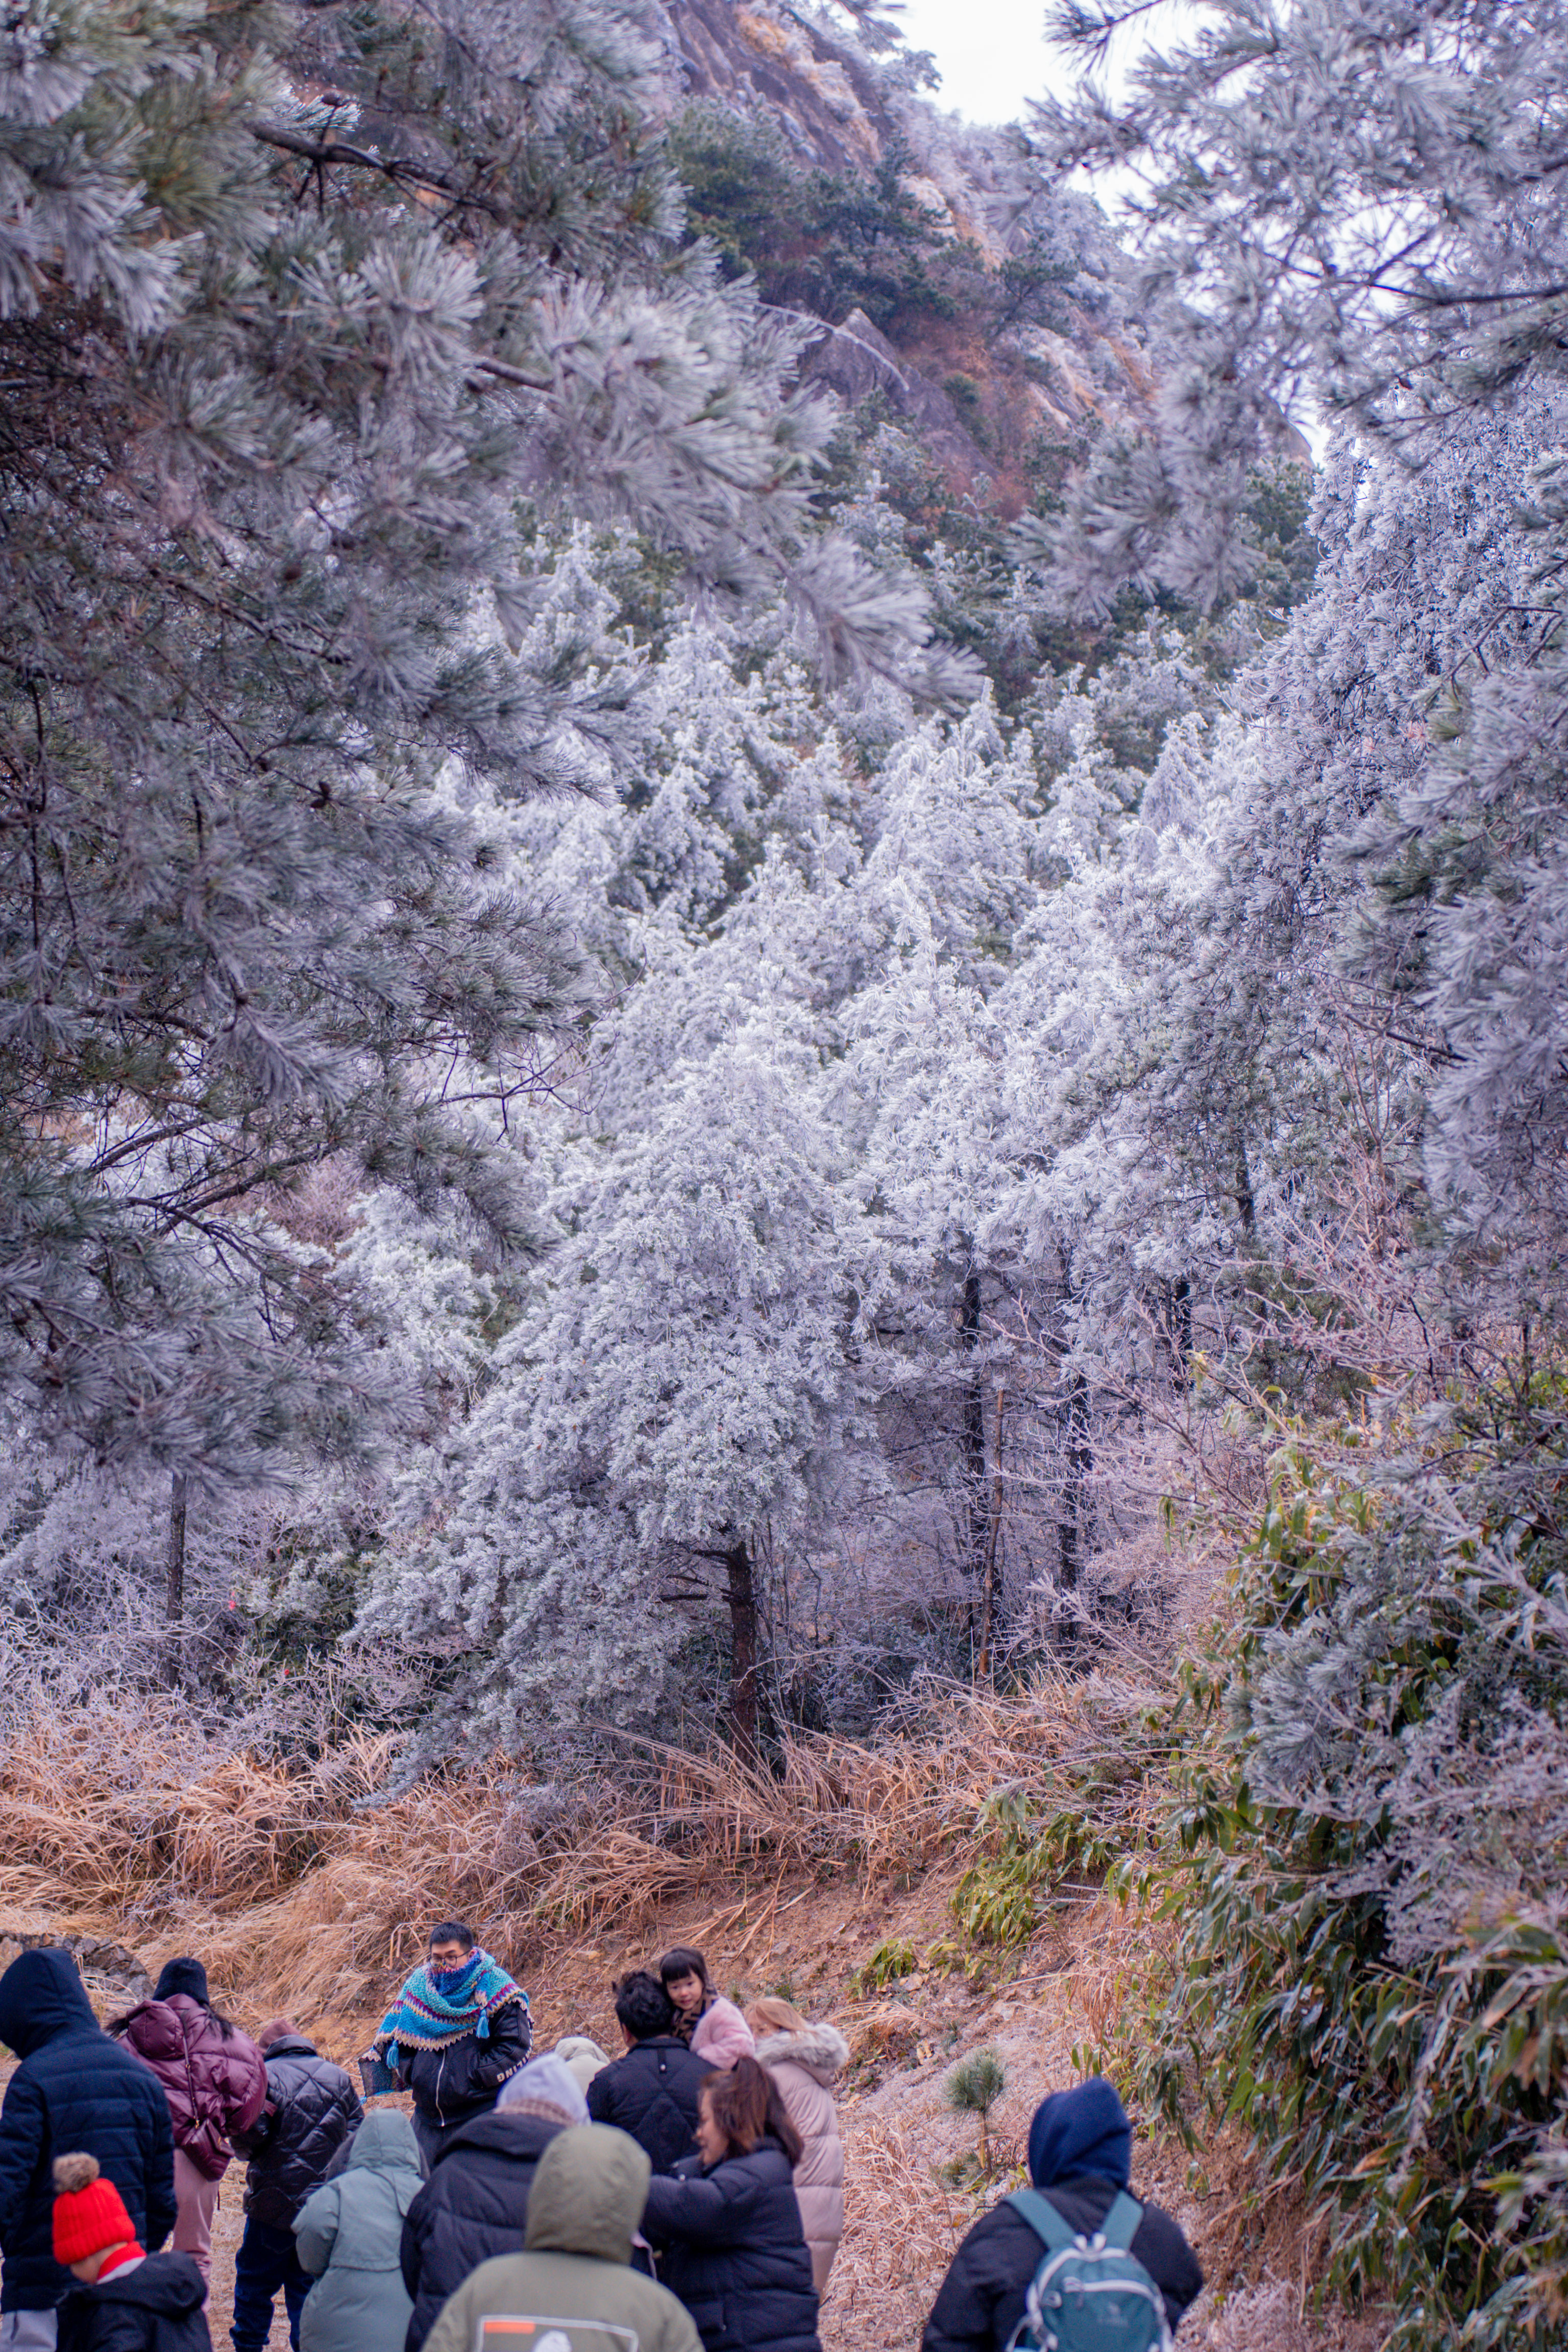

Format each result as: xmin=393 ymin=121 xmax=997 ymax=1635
xmin=1 ymin=1878 xmax=1384 ymax=2350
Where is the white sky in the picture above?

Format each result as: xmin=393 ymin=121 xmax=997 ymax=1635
xmin=893 ymin=0 xmax=1069 ymax=125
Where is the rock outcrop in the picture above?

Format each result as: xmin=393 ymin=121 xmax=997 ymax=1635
xmin=799 ymin=307 xmax=996 ymax=487
xmin=663 ymin=0 xmax=897 ymax=172
xmin=656 ymin=1 xmax=1155 ymax=507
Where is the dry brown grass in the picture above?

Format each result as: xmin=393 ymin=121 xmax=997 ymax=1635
xmin=0 ymin=1676 xmax=1154 ymax=2021
xmin=823 ymin=2115 xmax=969 ymax=2352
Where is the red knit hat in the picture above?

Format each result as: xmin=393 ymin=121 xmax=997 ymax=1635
xmin=52 ymin=2155 xmax=137 ymax=2264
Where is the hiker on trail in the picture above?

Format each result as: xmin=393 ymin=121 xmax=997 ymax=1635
xmin=554 ymin=2038 xmax=612 ymax=2099
xmin=0 ymin=1947 xmax=177 ymax=2345
xmin=586 ymin=1974 xmax=710 ymax=2177
xmin=640 ymin=2055 xmax=819 ymax=2352
xmin=292 ymin=2110 xmax=424 ymax=2352
xmin=51 ymin=2153 xmax=208 ymax=2352
xmin=372 ymin=1923 xmax=531 ymax=2166
xmin=745 ymin=2000 xmax=847 ymax=2296
xmin=920 ymin=2078 xmax=1204 ymax=2352
xmin=227 ymin=2017 xmax=362 ymax=2352
xmin=421 ymin=2123 xmax=700 ymax=2352
xmin=399 ymin=2055 xmax=587 ymax=2352
xmin=657 ymin=1951 xmax=753 ymax=2073
xmin=110 ymin=1959 xmax=266 ymax=2290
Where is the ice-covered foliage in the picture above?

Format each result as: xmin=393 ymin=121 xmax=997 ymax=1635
xmin=1126 ymin=1388 xmax=1568 ymax=2349
xmin=0 ymin=0 xmax=970 ymax=1496
xmin=364 ymin=948 xmax=878 ymax=1752
xmin=1032 ymin=0 xmax=1568 ymax=609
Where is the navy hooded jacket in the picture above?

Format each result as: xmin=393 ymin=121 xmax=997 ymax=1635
xmin=641 ymin=2136 xmax=820 ymax=2352
xmin=399 ymin=2108 xmax=562 ymax=2352
xmin=921 ymin=2080 xmax=1202 ymax=2352
xmin=0 ymin=1949 xmax=177 ymax=2312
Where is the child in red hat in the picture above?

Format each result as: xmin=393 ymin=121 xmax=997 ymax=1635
xmin=52 ymin=2155 xmax=210 ymax=2352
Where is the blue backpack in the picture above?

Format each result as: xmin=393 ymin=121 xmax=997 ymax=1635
xmin=1004 ymin=2188 xmax=1173 ymax=2352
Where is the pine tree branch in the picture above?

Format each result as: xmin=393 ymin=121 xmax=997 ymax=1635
xmin=250 ymin=121 xmax=511 ymax=225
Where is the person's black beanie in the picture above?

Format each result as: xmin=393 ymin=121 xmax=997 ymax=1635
xmin=154 ymin=1956 xmax=210 ymax=2005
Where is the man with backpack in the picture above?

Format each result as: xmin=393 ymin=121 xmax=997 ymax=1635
xmin=921 ymin=2078 xmax=1202 ymax=2352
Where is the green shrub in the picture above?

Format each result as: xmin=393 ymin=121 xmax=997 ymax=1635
xmin=852 ymin=1935 xmax=918 ymax=1995
xmin=670 ymin=106 xmax=987 ymax=336
xmin=945 ymin=2044 xmax=1008 ymax=2169
xmin=1120 ymin=1386 xmax=1568 ymax=2349
xmin=951 ymin=1784 xmax=1137 ymax=1946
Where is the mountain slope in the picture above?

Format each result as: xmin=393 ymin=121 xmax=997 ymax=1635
xmin=659 ymin=1 xmax=1151 ymax=516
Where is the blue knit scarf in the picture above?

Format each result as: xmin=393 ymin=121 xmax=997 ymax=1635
xmin=374 ymin=1948 xmax=526 ymax=2068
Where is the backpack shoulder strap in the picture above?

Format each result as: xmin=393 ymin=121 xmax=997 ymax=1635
xmin=1006 ymin=2189 xmax=1076 ymax=2254
xmin=1100 ymin=2191 xmax=1144 ymax=2251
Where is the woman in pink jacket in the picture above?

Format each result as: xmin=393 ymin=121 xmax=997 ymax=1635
xmin=658 ymin=1947 xmax=754 ymax=2071
xmin=111 ymin=1954 xmax=267 ymax=2285
xmin=747 ymin=1998 xmax=848 ymax=2294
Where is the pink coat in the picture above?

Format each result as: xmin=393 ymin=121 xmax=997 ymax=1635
xmin=755 ymin=2022 xmax=848 ymax=2294
xmin=114 ymin=1994 xmax=267 ymax=2179
xmin=689 ymin=1994 xmax=755 ymax=2071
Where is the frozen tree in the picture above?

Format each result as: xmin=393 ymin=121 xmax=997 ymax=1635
xmin=1029 ymin=0 xmax=1568 ymax=609
xmin=1348 ymin=414 xmax=1568 ymax=1258
xmin=0 ymin=0 xmax=970 ymax=1496
xmin=364 ymin=902 xmax=877 ymax=1755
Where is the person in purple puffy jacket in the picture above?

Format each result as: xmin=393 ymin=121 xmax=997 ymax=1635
xmin=111 ymin=1959 xmax=267 ymax=2289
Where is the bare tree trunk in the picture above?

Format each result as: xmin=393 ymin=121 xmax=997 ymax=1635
xmin=1172 ymin=1277 xmax=1191 ymax=1373
xmin=166 ymin=1471 xmax=187 ymax=1623
xmin=725 ymin=1538 xmax=760 ymax=1765
xmin=1234 ymin=1145 xmax=1257 ymax=1240
xmin=976 ymin=1388 xmax=1006 ymax=1678
xmin=1058 ymin=1373 xmax=1091 ymax=1590
xmin=1234 ymin=1140 xmax=1278 ymax=1382
xmin=960 ymin=1267 xmax=988 ymax=1646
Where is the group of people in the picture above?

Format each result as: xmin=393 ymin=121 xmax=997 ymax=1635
xmin=0 ymin=1922 xmax=1204 ymax=2352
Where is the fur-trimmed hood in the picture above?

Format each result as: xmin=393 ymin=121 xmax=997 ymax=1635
xmin=752 ymin=2021 xmax=849 ymax=2083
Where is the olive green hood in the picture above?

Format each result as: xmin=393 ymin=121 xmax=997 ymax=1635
xmin=524 ymin=2124 xmax=651 ymax=2264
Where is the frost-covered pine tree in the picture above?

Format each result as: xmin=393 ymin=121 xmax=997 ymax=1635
xmin=1031 ymin=0 xmax=1568 ymax=609
xmin=0 ymin=0 xmax=966 ymax=1492
xmin=364 ymin=888 xmax=877 ymax=1756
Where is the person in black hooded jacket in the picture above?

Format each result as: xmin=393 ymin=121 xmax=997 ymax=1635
xmin=399 ymin=2053 xmax=587 ymax=2352
xmin=227 ymin=2018 xmax=362 ymax=2352
xmin=586 ymin=1974 xmax=709 ymax=2178
xmin=0 ymin=1948 xmax=177 ymax=2334
xmin=641 ymin=2057 xmax=818 ymax=2352
xmin=921 ymin=2078 xmax=1203 ymax=2352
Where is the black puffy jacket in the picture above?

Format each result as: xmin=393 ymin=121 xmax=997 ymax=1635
xmin=399 ymin=2001 xmax=531 ymax=2138
xmin=586 ymin=2040 xmax=708 ymax=2176
xmin=0 ymin=1949 xmax=177 ymax=2313
xmin=57 ymin=2252 xmax=210 ymax=2352
xmin=642 ymin=2138 xmax=819 ymax=2352
xmin=229 ymin=2036 xmax=362 ymax=2230
xmin=399 ymin=2109 xmax=560 ymax=2351
xmin=920 ymin=2177 xmax=1204 ymax=2352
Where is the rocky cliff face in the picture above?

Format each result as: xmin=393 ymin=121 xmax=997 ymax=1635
xmin=656 ymin=0 xmax=1151 ymax=511
xmin=662 ymin=0 xmax=895 ymax=173
xmin=661 ymin=0 xmax=1015 ymax=253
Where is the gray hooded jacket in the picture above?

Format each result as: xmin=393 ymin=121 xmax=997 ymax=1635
xmin=295 ymin=2109 xmax=425 ymax=2352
